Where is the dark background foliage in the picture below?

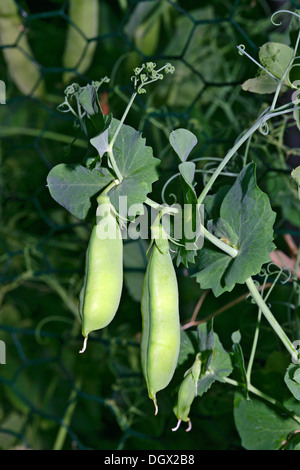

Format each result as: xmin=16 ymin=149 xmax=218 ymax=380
xmin=0 ymin=0 xmax=299 ymax=450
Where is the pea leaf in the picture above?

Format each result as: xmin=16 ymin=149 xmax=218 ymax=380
xmin=169 ymin=128 xmax=197 ymax=162
xmin=174 ymin=161 xmax=199 ymax=267
xmin=241 ymin=42 xmax=294 ymax=95
xmin=234 ymin=392 xmax=299 ymax=450
xmin=106 ymin=119 xmax=160 ymax=213
xmin=259 ymin=42 xmax=294 ymax=81
xmin=291 ymin=166 xmax=300 ymax=198
xmin=197 ymin=319 xmax=214 ymax=372
xmin=177 ymin=330 xmax=197 ymax=366
xmin=46 ymin=163 xmax=113 ymax=220
xmin=241 ymin=74 xmax=278 ymax=95
xmin=284 ymin=364 xmax=300 ymax=401
xmin=78 ymin=84 xmax=112 ymax=138
xmin=197 ymin=332 xmax=233 ymax=397
xmin=194 ymin=162 xmax=276 ymax=296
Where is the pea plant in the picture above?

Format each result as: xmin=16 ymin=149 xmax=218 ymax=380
xmin=47 ymin=9 xmax=300 ymax=450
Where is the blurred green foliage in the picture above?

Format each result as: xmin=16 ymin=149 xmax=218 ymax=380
xmin=0 ymin=0 xmax=299 ymax=450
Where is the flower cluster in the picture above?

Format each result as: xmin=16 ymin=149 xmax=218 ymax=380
xmin=131 ymin=62 xmax=175 ymax=94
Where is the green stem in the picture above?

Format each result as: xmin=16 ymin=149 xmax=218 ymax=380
xmin=145 ymin=198 xmax=239 ymax=257
xmin=197 ymin=119 xmax=262 ymax=205
xmin=197 ymin=104 xmax=297 ymax=205
xmin=246 ymin=277 xmax=297 ymax=358
xmin=246 ymin=309 xmax=262 ymax=383
xmin=246 ymin=269 xmax=285 ymax=382
xmin=203 ymin=227 xmax=239 ymax=258
xmin=53 ymin=377 xmax=82 ymax=451
xmin=106 ymin=91 xmax=138 ymax=183
xmin=145 ymin=197 xmax=179 ymax=214
xmin=109 ymin=92 xmax=137 ymax=151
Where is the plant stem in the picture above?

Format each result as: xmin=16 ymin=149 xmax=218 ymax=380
xmin=246 ymin=309 xmax=262 ymax=383
xmin=145 ymin=198 xmax=239 ymax=257
xmin=197 ymin=119 xmax=262 ymax=205
xmin=202 ymin=227 xmax=239 ymax=258
xmin=53 ymin=377 xmax=82 ymax=451
xmin=197 ymin=104 xmax=297 ymax=205
xmin=106 ymin=91 xmax=138 ymax=183
xmin=245 ymin=277 xmax=297 ymax=358
xmin=109 ymin=91 xmax=137 ymax=151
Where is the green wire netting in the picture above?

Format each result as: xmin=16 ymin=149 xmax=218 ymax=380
xmin=0 ymin=0 xmax=299 ymax=451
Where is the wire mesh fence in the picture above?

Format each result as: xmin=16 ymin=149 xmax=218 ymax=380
xmin=0 ymin=0 xmax=299 ymax=450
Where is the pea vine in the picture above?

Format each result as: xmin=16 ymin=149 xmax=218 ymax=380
xmin=47 ymin=9 xmax=300 ymax=449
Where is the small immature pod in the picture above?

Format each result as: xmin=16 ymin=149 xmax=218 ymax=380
xmin=141 ymin=224 xmax=181 ymax=414
xmin=79 ymin=195 xmax=123 ymax=352
xmin=172 ymin=353 xmax=201 ymax=432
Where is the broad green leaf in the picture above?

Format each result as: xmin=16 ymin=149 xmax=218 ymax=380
xmin=179 ymin=162 xmax=196 ymax=187
xmin=46 ymin=163 xmax=113 ymax=220
xmin=259 ymin=42 xmax=294 ymax=81
xmin=195 ymin=163 xmax=276 ymax=296
xmin=234 ymin=392 xmax=299 ymax=450
xmin=242 ymin=74 xmax=278 ymax=94
xmin=194 ymin=243 xmax=232 ymax=297
xmin=77 ymin=84 xmax=112 ymax=138
xmin=197 ymin=332 xmax=233 ymax=397
xmin=204 ymin=185 xmax=231 ymax=220
xmin=291 ymin=165 xmax=300 ymax=198
xmin=207 ymin=218 xmax=239 ymax=248
xmin=175 ymin=161 xmax=199 ymax=267
xmin=197 ymin=320 xmax=214 ymax=372
xmin=284 ymin=364 xmax=300 ymax=401
xmin=177 ymin=330 xmax=197 ymax=366
xmin=90 ymin=129 xmax=109 ymax=159
xmin=241 ymin=42 xmax=294 ymax=95
xmin=266 ymin=170 xmax=300 ymax=227
xmin=169 ymin=129 xmax=198 ymax=162
xmin=107 ymin=119 xmax=160 ymax=212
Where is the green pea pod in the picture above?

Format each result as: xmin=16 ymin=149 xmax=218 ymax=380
xmin=62 ymin=0 xmax=99 ymax=84
xmin=79 ymin=195 xmax=123 ymax=353
xmin=0 ymin=0 xmax=45 ymax=97
xmin=141 ymin=224 xmax=180 ymax=414
xmin=172 ymin=353 xmax=201 ymax=432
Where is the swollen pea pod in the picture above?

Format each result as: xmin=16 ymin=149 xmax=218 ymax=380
xmin=0 ymin=0 xmax=45 ymax=97
xmin=172 ymin=353 xmax=201 ymax=432
xmin=141 ymin=224 xmax=181 ymax=414
xmin=62 ymin=0 xmax=99 ymax=84
xmin=79 ymin=194 xmax=123 ymax=353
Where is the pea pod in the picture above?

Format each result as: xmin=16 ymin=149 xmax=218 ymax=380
xmin=172 ymin=353 xmax=201 ymax=432
xmin=0 ymin=0 xmax=45 ymax=97
xmin=62 ymin=0 xmax=99 ymax=84
xmin=79 ymin=195 xmax=123 ymax=352
xmin=141 ymin=224 xmax=181 ymax=414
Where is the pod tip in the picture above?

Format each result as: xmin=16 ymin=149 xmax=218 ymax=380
xmin=79 ymin=336 xmax=88 ymax=354
xmin=172 ymin=419 xmax=182 ymax=432
xmin=186 ymin=419 xmax=192 ymax=432
xmin=153 ymin=398 xmax=158 ymax=416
